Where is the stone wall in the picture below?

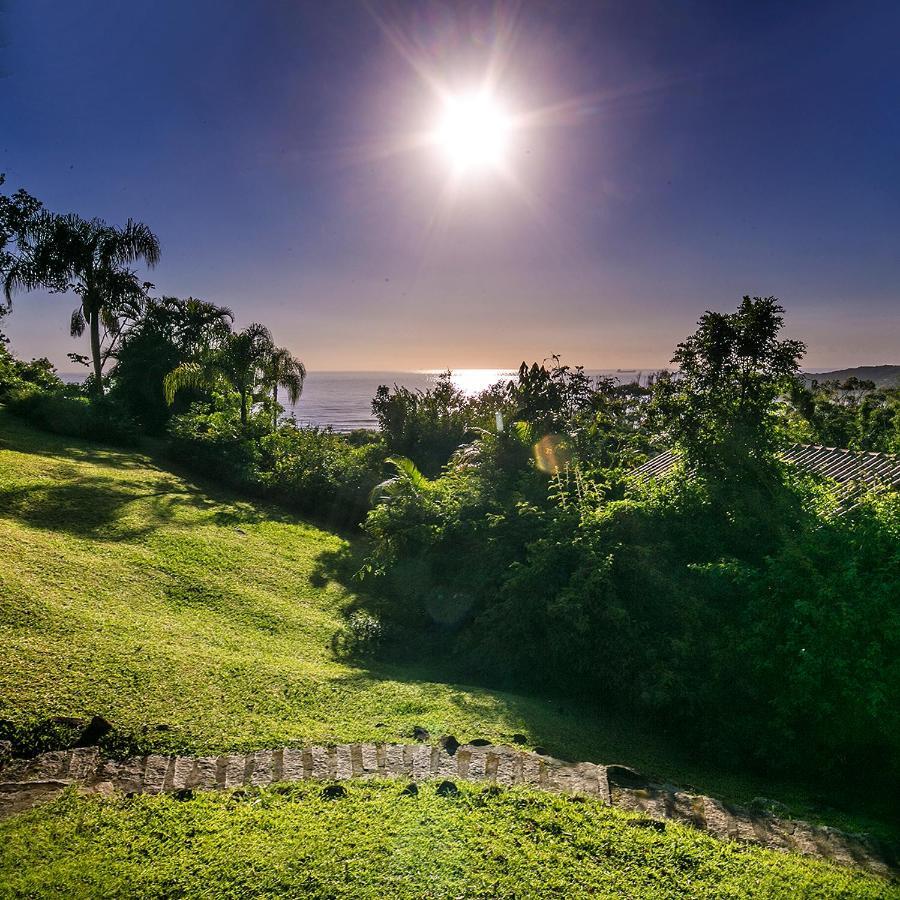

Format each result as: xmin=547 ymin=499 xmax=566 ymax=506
xmin=0 ymin=742 xmax=894 ymax=877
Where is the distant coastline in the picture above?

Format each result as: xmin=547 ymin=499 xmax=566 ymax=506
xmin=57 ymin=364 xmax=899 ymax=432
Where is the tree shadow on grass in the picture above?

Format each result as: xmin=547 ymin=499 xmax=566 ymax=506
xmin=0 ymin=476 xmax=215 ymax=541
xmin=310 ymin=542 xmax=365 ymax=589
xmin=161 ymin=576 xmax=286 ymax=635
xmin=0 ymin=415 xmax=156 ymax=473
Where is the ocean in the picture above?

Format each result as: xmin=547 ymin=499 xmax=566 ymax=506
xmin=61 ymin=368 xmax=658 ymax=432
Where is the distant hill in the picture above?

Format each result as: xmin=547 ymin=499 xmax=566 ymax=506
xmin=802 ymin=365 xmax=900 ymax=388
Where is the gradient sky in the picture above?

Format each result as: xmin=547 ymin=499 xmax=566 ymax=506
xmin=1 ymin=0 xmax=898 ymax=371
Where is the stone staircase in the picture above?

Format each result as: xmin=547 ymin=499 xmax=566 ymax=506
xmin=0 ymin=742 xmax=895 ymax=877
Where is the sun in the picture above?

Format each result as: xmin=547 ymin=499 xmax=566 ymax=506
xmin=434 ymin=92 xmax=511 ymax=172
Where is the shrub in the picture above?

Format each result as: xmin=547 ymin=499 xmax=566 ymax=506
xmin=362 ymin=441 xmax=900 ymax=798
xmin=254 ymin=425 xmax=386 ymax=530
xmin=166 ymin=404 xmax=386 ymax=530
xmin=736 ymin=492 xmax=900 ymax=787
xmin=5 ymin=386 xmax=138 ymax=445
xmin=372 ymin=372 xmax=511 ymax=476
xmin=166 ymin=401 xmax=258 ymax=485
xmin=0 ymin=345 xmax=61 ymax=401
xmin=330 ymin=611 xmax=387 ymax=659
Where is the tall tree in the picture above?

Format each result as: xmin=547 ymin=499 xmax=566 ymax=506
xmin=3 ymin=212 xmax=160 ymax=393
xmin=650 ymin=296 xmax=806 ymax=481
xmin=261 ymin=345 xmax=306 ymax=429
xmin=110 ymin=296 xmax=234 ymax=432
xmin=164 ymin=323 xmax=276 ymax=427
xmin=0 ymin=175 xmax=47 ymax=342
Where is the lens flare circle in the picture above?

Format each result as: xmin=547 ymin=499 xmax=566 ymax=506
xmin=533 ymin=434 xmax=571 ymax=474
xmin=435 ymin=92 xmax=510 ymax=171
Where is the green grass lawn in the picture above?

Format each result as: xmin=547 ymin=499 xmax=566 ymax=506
xmin=1 ymin=782 xmax=895 ymax=900
xmin=0 ymin=410 xmax=896 ymax=862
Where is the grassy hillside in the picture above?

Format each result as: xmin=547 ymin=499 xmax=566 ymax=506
xmin=1 ymin=783 xmax=895 ymax=899
xmin=0 ymin=411 xmax=895 ymax=845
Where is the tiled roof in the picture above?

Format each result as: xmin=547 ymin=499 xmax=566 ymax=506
xmin=633 ymin=444 xmax=900 ymax=508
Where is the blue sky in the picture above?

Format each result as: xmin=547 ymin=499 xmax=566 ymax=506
xmin=2 ymin=0 xmax=898 ymax=370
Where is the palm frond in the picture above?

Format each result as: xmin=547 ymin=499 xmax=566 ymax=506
xmin=69 ymin=307 xmax=86 ymax=337
xmin=115 ymin=219 xmax=161 ymax=268
xmin=371 ymin=456 xmax=432 ymax=504
xmin=264 ymin=346 xmax=306 ymax=406
xmin=163 ymin=362 xmax=216 ymax=405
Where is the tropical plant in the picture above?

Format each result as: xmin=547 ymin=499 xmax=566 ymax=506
xmin=110 ymin=296 xmax=234 ymax=432
xmin=0 ymin=175 xmax=45 ymax=297
xmin=650 ymin=296 xmax=806 ymax=481
xmin=371 ymin=456 xmax=432 ymax=503
xmin=164 ymin=322 xmax=276 ymax=426
xmin=3 ymin=211 xmax=160 ymax=393
xmin=372 ymin=372 xmax=512 ymax=475
xmin=261 ymin=345 xmax=306 ymax=429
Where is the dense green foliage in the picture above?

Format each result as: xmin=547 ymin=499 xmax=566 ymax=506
xmin=2 ymin=784 xmax=893 ymax=900
xmin=0 ymin=317 xmax=60 ymax=403
xmin=5 ymin=387 xmax=138 ymax=445
xmin=373 ymin=361 xmax=653 ymax=477
xmin=788 ymin=377 xmax=900 ymax=453
xmin=4 ymin=413 xmax=895 ymax=839
xmin=372 ymin=371 xmax=509 ymax=475
xmin=362 ymin=300 xmax=900 ymax=805
xmin=165 ymin=404 xmax=385 ymax=529
xmin=2 ymin=176 xmax=900 ymax=881
xmin=108 ymin=295 xmax=234 ymax=432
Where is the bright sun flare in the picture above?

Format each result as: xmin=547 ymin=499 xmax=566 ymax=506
xmin=435 ymin=92 xmax=510 ymax=172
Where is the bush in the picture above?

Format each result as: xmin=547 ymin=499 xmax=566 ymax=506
xmin=254 ymin=425 xmax=386 ymax=530
xmin=166 ymin=404 xmax=386 ymax=530
xmin=330 ymin=611 xmax=387 ymax=659
xmin=361 ymin=439 xmax=900 ymax=798
xmin=166 ymin=401 xmax=259 ymax=485
xmin=0 ymin=345 xmax=61 ymax=401
xmin=5 ymin=386 xmax=138 ymax=445
xmin=372 ymin=372 xmax=511 ymax=476
xmin=736 ymin=492 xmax=900 ymax=787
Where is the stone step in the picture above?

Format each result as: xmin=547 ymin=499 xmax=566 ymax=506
xmin=0 ymin=743 xmax=893 ymax=877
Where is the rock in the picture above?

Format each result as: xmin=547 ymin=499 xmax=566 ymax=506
xmin=411 ymin=726 xmax=430 ymax=742
xmin=439 ymin=735 xmax=459 ymax=755
xmin=400 ymin=783 xmax=418 ymax=797
xmin=606 ymin=765 xmax=650 ymax=789
xmin=749 ymin=796 xmax=790 ymax=818
xmin=468 ymin=738 xmax=491 ymax=747
xmin=628 ymin=818 xmax=666 ymax=833
xmin=78 ymin=716 xmax=113 ymax=746
xmin=436 ymin=780 xmax=459 ymax=797
xmin=321 ymin=784 xmax=346 ymax=801
xmin=511 ymin=734 xmax=527 ymax=745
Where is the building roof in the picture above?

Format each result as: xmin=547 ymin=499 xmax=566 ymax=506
xmin=633 ymin=444 xmax=900 ymax=508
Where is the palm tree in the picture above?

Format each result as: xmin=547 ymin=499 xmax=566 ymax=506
xmin=164 ymin=323 xmax=275 ymax=426
xmin=166 ymin=296 xmax=234 ymax=358
xmin=3 ymin=212 xmax=160 ymax=394
xmin=262 ymin=346 xmax=306 ymax=429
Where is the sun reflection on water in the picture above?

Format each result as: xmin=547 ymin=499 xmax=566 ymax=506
xmin=419 ymin=368 xmax=518 ymax=396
